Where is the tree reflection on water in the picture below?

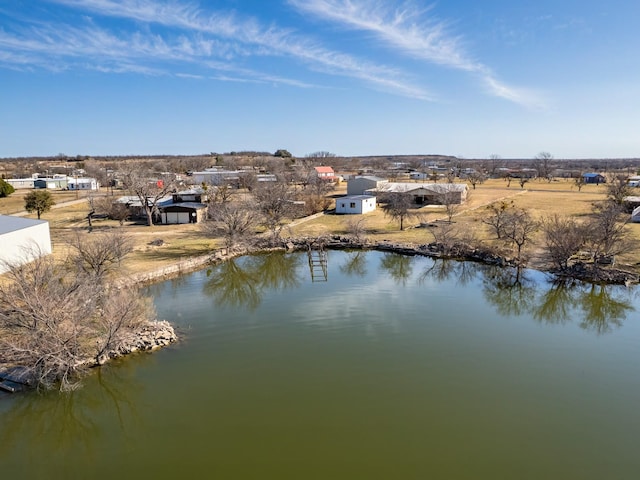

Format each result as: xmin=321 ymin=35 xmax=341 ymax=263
xmin=478 ymin=265 xmax=634 ymax=334
xmin=203 ymin=251 xmax=635 ymax=333
xmin=203 ymin=253 xmax=301 ymax=310
xmin=379 ymin=252 xmax=414 ymax=285
xmin=408 ymin=256 xmax=635 ymax=335
xmin=339 ymin=251 xmax=368 ymax=277
xmin=0 ymin=360 xmax=144 ymax=466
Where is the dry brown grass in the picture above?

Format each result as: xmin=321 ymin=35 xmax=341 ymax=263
xmin=6 ymin=178 xmax=640 ymax=278
xmin=0 ymin=189 xmax=90 ymax=215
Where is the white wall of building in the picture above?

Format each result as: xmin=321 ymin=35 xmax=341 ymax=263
xmin=335 ymin=195 xmax=376 ymax=214
xmin=0 ymin=216 xmax=52 ymax=274
xmin=68 ymin=177 xmax=99 ymax=190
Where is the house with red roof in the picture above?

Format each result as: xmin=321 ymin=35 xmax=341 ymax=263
xmin=314 ymin=166 xmax=336 ymax=182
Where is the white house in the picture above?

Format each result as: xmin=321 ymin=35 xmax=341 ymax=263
xmin=0 ymin=215 xmax=52 ymax=274
xmin=631 ymin=206 xmax=640 ymax=223
xmin=335 ymin=195 xmax=377 ymax=214
xmin=67 ymin=177 xmax=99 ymax=190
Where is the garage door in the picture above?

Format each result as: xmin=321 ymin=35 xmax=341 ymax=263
xmin=178 ymin=212 xmax=190 ymax=223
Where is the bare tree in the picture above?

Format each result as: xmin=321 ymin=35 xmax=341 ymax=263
xmin=482 ymin=200 xmax=514 ymax=239
xmin=305 ymin=151 xmax=337 ymax=159
xmin=540 ymin=214 xmax=586 ymax=270
xmin=584 ymin=202 xmax=635 ymax=264
xmin=67 ymin=230 xmax=134 ymax=279
xmin=442 ymin=190 xmax=464 ymax=222
xmin=503 ymin=172 xmax=513 ymax=187
xmin=253 ymin=180 xmax=297 ymax=243
xmin=428 ymin=221 xmax=460 ymax=256
xmin=483 ymin=154 xmax=503 ymax=178
xmin=605 ymin=174 xmax=632 ymax=206
xmin=94 ymin=287 xmax=152 ymax=365
xmin=380 ymin=192 xmax=417 ymax=230
xmin=501 ymin=210 xmax=539 ymax=265
xmin=573 ymin=175 xmax=586 ymax=192
xmin=0 ymin=255 xmax=155 ymax=391
xmin=467 ymin=171 xmax=487 ymax=189
xmin=201 ymin=202 xmax=258 ymax=253
xmin=533 ymin=152 xmax=554 ymax=181
xmin=346 ymin=217 xmax=367 ymax=243
xmin=120 ymin=166 xmax=176 ymax=226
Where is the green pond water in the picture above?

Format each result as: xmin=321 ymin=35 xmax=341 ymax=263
xmin=2 ymin=250 xmax=640 ymax=479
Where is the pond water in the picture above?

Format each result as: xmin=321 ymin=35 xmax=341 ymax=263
xmin=2 ymin=250 xmax=640 ymax=479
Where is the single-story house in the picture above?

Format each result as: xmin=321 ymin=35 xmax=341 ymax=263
xmin=335 ymin=195 xmax=377 ymax=214
xmin=68 ymin=177 xmax=100 ymax=190
xmin=583 ymin=173 xmax=606 ymax=184
xmin=116 ymin=196 xmax=174 ymax=222
xmin=0 ymin=215 xmax=52 ymax=274
xmin=366 ymin=182 xmax=468 ymax=205
xmin=347 ymin=176 xmax=389 ymax=195
xmin=632 ymin=205 xmax=640 ymax=223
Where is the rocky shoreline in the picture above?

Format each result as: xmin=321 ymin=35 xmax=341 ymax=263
xmin=95 ymin=320 xmax=177 ymax=366
xmin=123 ymin=234 xmax=640 ymax=287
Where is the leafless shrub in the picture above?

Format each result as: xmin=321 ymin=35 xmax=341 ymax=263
xmin=482 ymin=200 xmax=514 ymax=239
xmin=584 ymin=202 xmax=636 ymax=264
xmin=0 ymin=254 xmax=155 ymax=391
xmin=346 ymin=217 xmax=367 ymax=243
xmin=541 ymin=214 xmax=586 ymax=270
xmin=501 ymin=209 xmax=539 ymax=266
xmin=67 ymin=230 xmax=133 ymax=279
xmin=202 ymin=201 xmax=258 ymax=253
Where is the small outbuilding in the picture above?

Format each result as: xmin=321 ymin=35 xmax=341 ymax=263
xmin=0 ymin=215 xmax=52 ymax=274
xmin=582 ymin=173 xmax=606 ymax=184
xmin=335 ymin=195 xmax=377 ymax=214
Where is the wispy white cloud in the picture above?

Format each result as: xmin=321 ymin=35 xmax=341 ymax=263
xmin=38 ymin=0 xmax=431 ymax=99
xmin=288 ymin=0 xmax=546 ymax=108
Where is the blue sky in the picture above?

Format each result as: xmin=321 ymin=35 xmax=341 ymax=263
xmin=1 ymin=0 xmax=639 ymax=159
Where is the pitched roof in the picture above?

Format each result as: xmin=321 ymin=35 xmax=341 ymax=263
xmin=314 ymin=166 xmax=334 ymax=174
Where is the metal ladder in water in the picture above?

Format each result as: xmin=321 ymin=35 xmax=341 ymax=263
xmin=307 ymin=245 xmax=328 ymax=282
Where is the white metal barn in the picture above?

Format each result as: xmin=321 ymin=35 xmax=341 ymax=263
xmin=335 ymin=195 xmax=377 ymax=214
xmin=0 ymin=215 xmax=52 ymax=274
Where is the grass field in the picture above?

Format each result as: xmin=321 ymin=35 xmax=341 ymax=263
xmin=3 ymin=178 xmax=640 ymax=278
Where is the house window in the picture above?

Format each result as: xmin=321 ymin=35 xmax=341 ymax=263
xmin=341 ymin=203 xmax=346 ymax=208
xmin=350 ymin=202 xmax=356 ymax=208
